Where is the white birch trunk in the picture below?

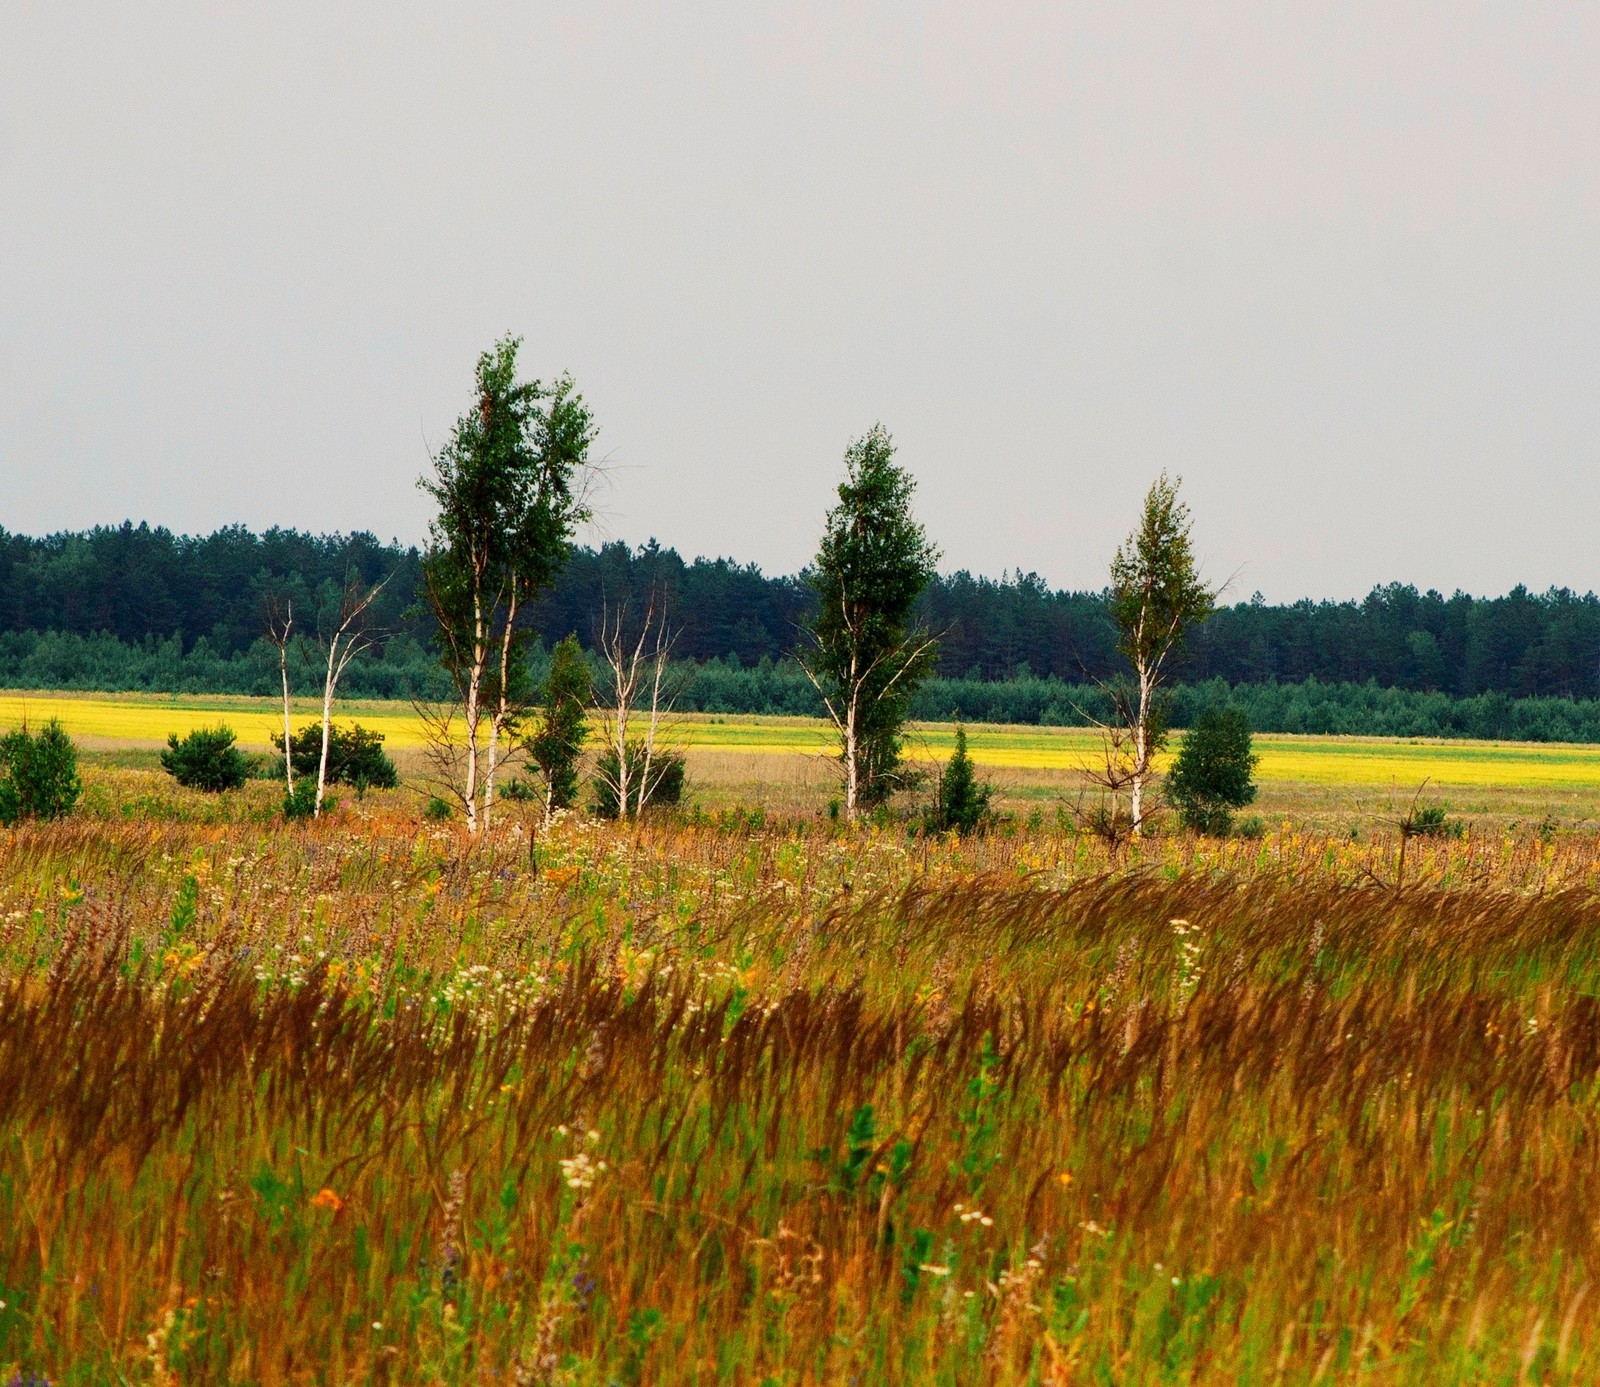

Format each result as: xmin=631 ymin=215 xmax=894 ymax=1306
xmin=483 ymin=583 xmax=519 ymax=834
xmin=462 ymin=580 xmax=488 ymax=834
xmin=316 ymin=638 xmax=337 ymax=816
xmin=279 ymin=642 xmax=295 ymax=795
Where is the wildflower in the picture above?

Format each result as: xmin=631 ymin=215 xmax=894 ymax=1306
xmin=558 ymin=1150 xmax=607 ymax=1191
xmin=309 ymin=1188 xmax=343 ymax=1213
xmin=439 ymin=1169 xmax=466 ymax=1290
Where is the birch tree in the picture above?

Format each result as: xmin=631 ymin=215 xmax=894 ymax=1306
xmin=592 ymin=589 xmax=679 ymax=819
xmin=264 ymin=596 xmax=296 ymax=793
xmin=1106 ymin=473 xmax=1214 ymax=835
xmin=800 ymin=425 xmax=939 ymax=821
xmin=311 ymin=574 xmax=389 ymax=816
xmin=419 ymin=337 xmax=594 ymax=834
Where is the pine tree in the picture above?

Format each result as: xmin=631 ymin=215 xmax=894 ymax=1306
xmin=933 ymin=726 xmax=992 ymax=834
xmin=525 ymin=634 xmax=593 ymax=821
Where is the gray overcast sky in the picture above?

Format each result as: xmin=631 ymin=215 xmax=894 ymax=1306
xmin=2 ymin=3 xmax=1596 ymax=600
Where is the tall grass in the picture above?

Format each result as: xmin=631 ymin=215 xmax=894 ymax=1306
xmin=4 ymin=802 xmax=1600 ymax=1382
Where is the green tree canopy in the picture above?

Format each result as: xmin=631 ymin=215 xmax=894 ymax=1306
xmin=419 ymin=337 xmax=596 ymax=831
xmin=804 ymin=425 xmax=940 ymax=817
xmin=1167 ymin=705 xmax=1258 ymax=835
xmin=524 ymin=633 xmax=593 ymax=818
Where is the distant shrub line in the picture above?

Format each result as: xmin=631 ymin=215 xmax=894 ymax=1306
xmin=5 ymin=629 xmax=1600 ymax=742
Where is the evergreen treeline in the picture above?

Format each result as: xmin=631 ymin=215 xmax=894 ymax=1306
xmin=7 ymin=627 xmax=1600 ymax=742
xmin=4 ymin=522 xmax=1600 ymax=714
xmin=683 ymin=661 xmax=1600 ymax=742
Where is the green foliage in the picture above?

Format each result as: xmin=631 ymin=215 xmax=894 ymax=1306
xmin=1107 ymin=475 xmax=1214 ymax=821
xmin=169 ymin=870 xmax=199 ymax=936
xmin=16 ymin=621 xmax=1600 ymax=743
xmin=1406 ymin=804 xmax=1462 ymax=839
xmin=15 ymin=522 xmax=1600 ymax=706
xmin=423 ymin=795 xmax=453 ymax=821
xmin=1109 ymin=474 xmax=1214 ymax=673
xmin=282 ymin=778 xmax=321 ymax=821
xmin=805 ymin=425 xmax=940 ymax=812
xmin=522 ymin=634 xmax=592 ymax=813
xmin=927 ymin=726 xmax=992 ymax=834
xmin=270 ymin=722 xmax=398 ymax=790
xmin=591 ymin=745 xmax=685 ymax=819
xmin=420 ymin=337 xmax=594 ymax=707
xmin=1167 ymin=706 xmax=1259 ymax=836
xmin=160 ymin=724 xmax=249 ymax=793
xmin=0 ymin=719 xmax=81 ymax=824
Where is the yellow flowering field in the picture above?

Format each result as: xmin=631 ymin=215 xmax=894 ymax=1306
xmin=8 ymin=690 xmax=1600 ymax=796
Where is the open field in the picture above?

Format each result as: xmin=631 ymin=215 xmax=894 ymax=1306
xmin=5 ymin=798 xmax=1600 ymax=1381
xmin=8 ymin=689 xmax=1600 ymax=832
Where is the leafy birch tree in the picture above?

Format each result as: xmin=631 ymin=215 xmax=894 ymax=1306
xmin=801 ymin=425 xmax=939 ymax=821
xmin=419 ymin=337 xmax=595 ymax=834
xmin=1106 ymin=472 xmax=1214 ymax=835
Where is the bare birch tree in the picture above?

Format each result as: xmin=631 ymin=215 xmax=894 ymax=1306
xmin=264 ymin=596 xmax=296 ymax=794
xmin=591 ymin=589 xmax=680 ymax=819
xmin=310 ymin=573 xmax=390 ymax=816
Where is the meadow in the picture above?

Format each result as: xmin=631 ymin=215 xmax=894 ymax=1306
xmin=7 ymin=696 xmax=1600 ymax=1381
xmin=9 ymin=689 xmax=1600 ymax=831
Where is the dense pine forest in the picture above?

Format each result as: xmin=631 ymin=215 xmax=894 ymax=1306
xmin=3 ymin=521 xmax=1600 ymax=737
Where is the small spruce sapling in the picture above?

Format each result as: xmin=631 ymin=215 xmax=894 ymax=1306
xmin=931 ymin=726 xmax=992 ymax=834
xmin=0 ymin=719 xmax=82 ymax=824
xmin=523 ymin=634 xmax=592 ymax=821
xmin=1166 ymin=705 xmax=1258 ymax=836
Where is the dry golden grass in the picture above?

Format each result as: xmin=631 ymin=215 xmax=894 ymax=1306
xmin=3 ymin=771 xmax=1600 ymax=1381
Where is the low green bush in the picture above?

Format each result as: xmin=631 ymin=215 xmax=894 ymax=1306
xmin=1168 ymin=706 xmax=1259 ymax=836
xmin=160 ymin=725 xmax=249 ymax=793
xmin=0 ymin=719 xmax=82 ymax=824
xmin=269 ymin=723 xmax=399 ymax=791
xmin=925 ymin=726 xmax=992 ymax=835
xmin=281 ymin=778 xmax=321 ymax=821
xmin=591 ymin=746 xmax=686 ymax=818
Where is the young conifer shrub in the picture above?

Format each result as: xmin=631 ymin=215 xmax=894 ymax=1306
xmin=522 ymin=634 xmax=593 ymax=817
xmin=270 ymin=723 xmax=398 ymax=790
xmin=930 ymin=725 xmax=992 ymax=834
xmin=161 ymin=725 xmax=249 ymax=793
xmin=1167 ymin=705 xmax=1258 ymax=835
xmin=592 ymin=746 xmax=685 ymax=818
xmin=0 ymin=719 xmax=82 ymax=824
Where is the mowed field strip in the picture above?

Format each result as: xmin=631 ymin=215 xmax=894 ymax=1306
xmin=5 ymin=689 xmax=1600 ymax=792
